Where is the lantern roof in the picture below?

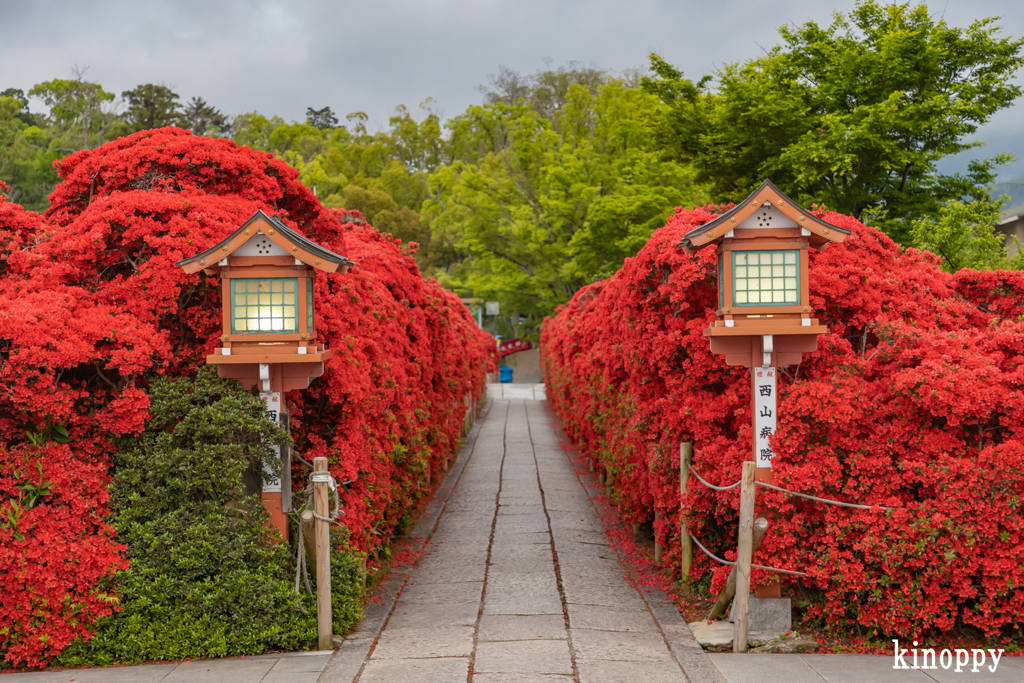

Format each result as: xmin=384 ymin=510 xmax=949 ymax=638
xmin=177 ymin=210 xmax=354 ymax=274
xmin=677 ymin=179 xmax=851 ymax=253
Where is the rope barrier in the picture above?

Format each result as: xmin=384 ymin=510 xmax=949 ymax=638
xmin=686 ymin=461 xmax=898 ymax=511
xmin=294 ymin=522 xmax=314 ymax=598
xmin=753 ymin=562 xmax=807 ymax=577
xmin=756 ymin=481 xmax=897 ymax=511
xmin=690 ymin=533 xmax=808 ymax=577
xmin=690 ymin=532 xmax=735 ymax=566
xmin=686 ymin=461 xmax=741 ymax=491
xmin=685 ymin=458 xmax=901 ymax=585
xmin=292 ymin=471 xmax=346 ymax=596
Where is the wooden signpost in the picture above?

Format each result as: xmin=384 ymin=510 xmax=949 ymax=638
xmin=677 ymin=180 xmax=849 ymax=651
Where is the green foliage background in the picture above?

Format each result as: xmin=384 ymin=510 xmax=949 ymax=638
xmin=56 ymin=370 xmax=364 ymax=666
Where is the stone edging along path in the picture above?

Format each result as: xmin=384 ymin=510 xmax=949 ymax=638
xmin=323 ymin=395 xmax=724 ymax=683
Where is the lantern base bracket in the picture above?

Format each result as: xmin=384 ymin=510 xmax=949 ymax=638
xmin=211 ymin=360 xmax=328 ymax=393
xmin=207 ymin=349 xmax=333 ymax=365
xmin=706 ymin=332 xmax=818 ymax=368
xmin=703 ymin=318 xmax=826 ymax=338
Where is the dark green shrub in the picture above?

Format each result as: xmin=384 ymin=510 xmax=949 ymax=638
xmin=58 ymin=369 xmax=364 ymax=665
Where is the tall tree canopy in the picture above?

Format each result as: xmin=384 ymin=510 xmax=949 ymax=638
xmin=122 ymin=84 xmax=180 ymax=131
xmin=28 ymin=77 xmax=123 ymax=152
xmin=305 ymin=106 xmax=339 ymax=130
xmin=428 ymin=67 xmax=704 ymax=337
xmin=4 ymin=20 xmax=1022 ymax=302
xmin=179 ymin=96 xmax=231 ymax=136
xmin=641 ymin=0 xmax=1023 ymax=243
xmin=231 ymin=101 xmax=442 ymax=270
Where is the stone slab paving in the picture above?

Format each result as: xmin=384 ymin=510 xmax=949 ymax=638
xmin=322 ymin=397 xmax=716 ymax=683
xmin=0 ymin=651 xmax=333 ymax=683
xmin=487 ymin=383 xmax=547 ymax=401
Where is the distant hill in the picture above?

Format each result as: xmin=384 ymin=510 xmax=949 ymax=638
xmin=993 ymin=175 xmax=1024 ymax=215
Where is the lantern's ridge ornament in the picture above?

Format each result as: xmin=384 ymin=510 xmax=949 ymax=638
xmin=677 ymin=179 xmax=849 ymax=367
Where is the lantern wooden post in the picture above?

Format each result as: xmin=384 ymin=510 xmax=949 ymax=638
xmin=314 ymin=457 xmax=333 ymax=651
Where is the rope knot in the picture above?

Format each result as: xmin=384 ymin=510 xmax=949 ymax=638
xmin=310 ymin=471 xmax=337 ymax=491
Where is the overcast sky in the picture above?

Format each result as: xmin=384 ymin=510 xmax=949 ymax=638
xmin=2 ymin=0 xmax=1022 ymax=179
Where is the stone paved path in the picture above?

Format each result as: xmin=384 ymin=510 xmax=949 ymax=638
xmin=323 ymin=397 xmax=715 ymax=683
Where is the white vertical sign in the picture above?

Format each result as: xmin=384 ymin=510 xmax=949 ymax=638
xmin=260 ymin=391 xmax=282 ymax=492
xmin=753 ymin=367 xmax=777 ymax=468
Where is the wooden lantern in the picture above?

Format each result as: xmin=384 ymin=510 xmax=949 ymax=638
xmin=177 ymin=209 xmax=352 ymax=538
xmin=679 ymin=180 xmax=849 ymax=368
xmin=178 ymin=210 xmax=352 ymax=390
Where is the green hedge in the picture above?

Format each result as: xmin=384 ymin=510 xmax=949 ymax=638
xmin=58 ymin=370 xmax=364 ymax=666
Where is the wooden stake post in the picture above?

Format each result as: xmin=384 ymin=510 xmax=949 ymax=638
xmin=654 ymin=510 xmax=663 ymax=562
xmin=707 ymin=517 xmax=768 ymax=620
xmin=313 ymin=457 xmax=332 ymax=650
xmin=680 ymin=442 xmax=693 ymax=587
xmin=734 ymin=461 xmax=757 ymax=653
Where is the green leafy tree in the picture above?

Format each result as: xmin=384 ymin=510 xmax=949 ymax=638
xmin=232 ymin=111 xmax=286 ymax=150
xmin=0 ymin=89 xmax=39 ymax=125
xmin=428 ymin=76 xmax=705 ymax=338
xmin=306 ymin=106 xmax=338 ymax=130
xmin=28 ymin=76 xmax=125 ymax=151
xmin=327 ymin=182 xmax=431 ymax=249
xmin=0 ymin=95 xmax=61 ymax=211
xmin=122 ymin=83 xmax=181 ymax=131
xmin=479 ymin=62 xmax=611 ymax=124
xmin=235 ymin=104 xmax=441 ymax=269
xmin=0 ymin=97 xmax=28 ymax=178
xmin=387 ymin=101 xmax=445 ymax=172
xmin=642 ymin=0 xmax=1024 ymax=244
xmin=909 ymin=195 xmax=1023 ymax=272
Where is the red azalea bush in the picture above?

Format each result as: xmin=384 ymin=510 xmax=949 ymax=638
xmin=542 ymin=205 xmax=1024 ymax=639
xmin=0 ymin=129 xmax=494 ymax=667
xmin=0 ymin=443 xmax=128 ymax=667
